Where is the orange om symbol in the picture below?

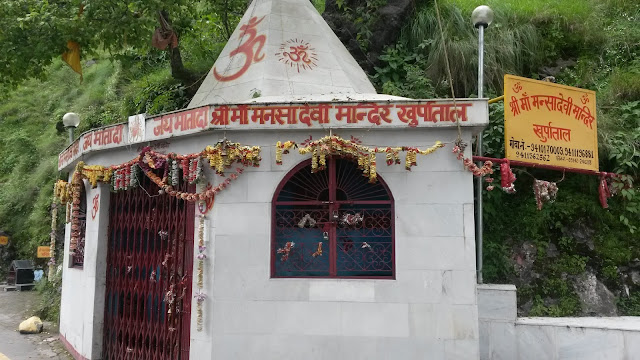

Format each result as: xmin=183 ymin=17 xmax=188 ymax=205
xmin=283 ymin=45 xmax=312 ymax=64
xmin=213 ymin=16 xmax=266 ymax=82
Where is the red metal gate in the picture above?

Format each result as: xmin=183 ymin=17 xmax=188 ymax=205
xmin=103 ymin=173 xmax=194 ymax=360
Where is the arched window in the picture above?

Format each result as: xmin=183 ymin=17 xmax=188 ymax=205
xmin=272 ymin=157 xmax=394 ymax=278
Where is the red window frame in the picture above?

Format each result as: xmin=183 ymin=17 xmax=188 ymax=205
xmin=271 ymin=157 xmax=395 ymax=279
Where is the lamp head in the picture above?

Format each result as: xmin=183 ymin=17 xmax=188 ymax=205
xmin=472 ymin=5 xmax=494 ymax=28
xmin=62 ymin=112 xmax=80 ymax=128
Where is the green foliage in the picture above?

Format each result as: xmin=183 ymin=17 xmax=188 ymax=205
xmin=374 ymin=45 xmax=435 ymax=98
xmin=35 ymin=272 xmax=62 ymax=322
xmin=390 ymin=2 xmax=540 ymax=97
xmin=618 ymin=292 xmax=640 ymax=316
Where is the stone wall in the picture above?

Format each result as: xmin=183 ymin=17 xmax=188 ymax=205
xmin=478 ymin=284 xmax=640 ymax=360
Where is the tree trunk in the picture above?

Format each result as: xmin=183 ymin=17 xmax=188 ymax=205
xmin=160 ymin=10 xmax=199 ymax=90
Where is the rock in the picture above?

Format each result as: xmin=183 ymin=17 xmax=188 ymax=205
xmin=562 ymin=220 xmax=595 ymax=251
xmin=512 ymin=241 xmax=537 ymax=285
xmin=18 ymin=316 xmax=43 ymax=334
xmin=573 ymin=271 xmax=617 ymax=316
xmin=630 ymin=271 xmax=640 ymax=286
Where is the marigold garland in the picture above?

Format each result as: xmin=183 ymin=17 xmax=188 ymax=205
xmin=276 ymin=135 xmax=445 ymax=182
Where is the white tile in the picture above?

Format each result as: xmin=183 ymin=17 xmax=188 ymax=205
xmin=444 ymin=339 xmax=480 ymax=360
xmin=488 ymin=322 xmax=516 ymax=360
xmin=395 ymin=204 xmax=464 ymax=238
xmin=341 ymin=302 xmax=409 ymax=337
xmin=396 ymin=236 xmax=468 ymax=271
xmin=516 ymin=324 xmax=556 ymax=360
xmin=274 ymin=301 xmax=341 ymax=336
xmin=375 ymin=270 xmax=443 ymax=303
xmin=442 ymin=270 xmax=477 ymax=305
xmin=477 ymin=285 xmax=517 ymax=321
xmin=215 ymin=203 xmax=270 ymax=235
xmin=556 ymin=327 xmax=624 ymax=360
xmin=309 ymin=280 xmax=375 ymax=302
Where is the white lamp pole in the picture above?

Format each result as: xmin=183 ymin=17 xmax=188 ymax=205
xmin=62 ymin=112 xmax=80 ymax=144
xmin=471 ymin=5 xmax=493 ymax=284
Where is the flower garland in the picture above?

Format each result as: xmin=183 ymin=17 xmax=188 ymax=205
xmin=276 ymin=135 xmax=445 ymax=182
xmin=452 ymin=144 xmax=502 ymax=192
xmin=80 ymin=164 xmax=113 ymax=188
xmin=69 ymin=162 xmax=85 ymax=253
xmin=500 ymin=162 xmax=517 ymax=194
xmin=203 ymin=140 xmax=261 ymax=175
xmin=196 ymin=214 xmax=206 ymax=332
xmin=533 ymin=179 xmax=558 ymax=210
xmin=54 ymin=180 xmax=71 ymax=204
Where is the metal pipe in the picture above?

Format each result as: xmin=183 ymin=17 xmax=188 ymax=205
xmin=67 ymin=127 xmax=75 ymax=145
xmin=475 ymin=25 xmax=485 ymax=284
xmin=488 ymin=95 xmax=504 ymax=104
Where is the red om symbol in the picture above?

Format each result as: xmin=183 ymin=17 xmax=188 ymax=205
xmin=213 ymin=16 xmax=266 ymax=82
xmin=91 ymin=194 xmax=99 ymax=220
xmin=283 ymin=45 xmax=312 ymax=64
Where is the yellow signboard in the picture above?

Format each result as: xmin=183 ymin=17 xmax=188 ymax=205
xmin=504 ymin=75 xmax=598 ymax=171
xmin=0 ymin=236 xmax=8 ymax=245
xmin=37 ymin=246 xmax=51 ymax=258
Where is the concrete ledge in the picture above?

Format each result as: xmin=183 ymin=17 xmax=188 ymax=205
xmin=477 ymin=284 xmax=517 ymax=322
xmin=517 ymin=317 xmax=640 ymax=331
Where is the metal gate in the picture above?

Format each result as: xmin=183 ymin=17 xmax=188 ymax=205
xmin=103 ymin=173 xmax=194 ymax=360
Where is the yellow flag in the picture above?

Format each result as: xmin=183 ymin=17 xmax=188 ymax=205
xmin=62 ymin=40 xmax=83 ymax=81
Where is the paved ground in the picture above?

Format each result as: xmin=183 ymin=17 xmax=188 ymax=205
xmin=0 ymin=289 xmax=72 ymax=360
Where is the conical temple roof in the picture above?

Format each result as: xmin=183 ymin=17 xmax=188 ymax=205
xmin=188 ymin=0 xmax=377 ymax=107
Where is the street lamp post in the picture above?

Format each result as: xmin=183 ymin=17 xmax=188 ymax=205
xmin=62 ymin=112 xmax=80 ymax=144
xmin=472 ymin=5 xmax=493 ymax=284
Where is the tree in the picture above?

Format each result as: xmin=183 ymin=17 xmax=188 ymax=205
xmin=0 ymin=0 xmax=242 ymax=88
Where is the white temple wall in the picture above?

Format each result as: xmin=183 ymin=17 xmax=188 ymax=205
xmin=59 ymin=127 xmax=481 ymax=359
xmin=59 ymin=182 xmax=110 ymax=359
xmin=187 ymin=128 xmax=480 ymax=359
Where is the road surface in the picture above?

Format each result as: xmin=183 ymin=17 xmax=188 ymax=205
xmin=0 ymin=289 xmax=71 ymax=360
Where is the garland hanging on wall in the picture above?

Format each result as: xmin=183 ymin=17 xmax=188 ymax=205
xmin=276 ymin=135 xmax=445 ymax=182
xmin=53 ymin=140 xmax=261 ymax=204
xmin=195 ymin=213 xmax=207 ymax=332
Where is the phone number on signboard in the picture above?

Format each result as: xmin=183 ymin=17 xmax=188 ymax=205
xmin=514 ymin=151 xmax=551 ymax=162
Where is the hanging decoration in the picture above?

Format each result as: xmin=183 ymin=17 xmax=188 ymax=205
xmin=69 ymin=163 xmax=85 ymax=253
xmin=533 ymin=179 xmax=559 ymax=210
xmin=297 ymin=214 xmax=317 ymax=228
xmin=452 ymin=145 xmax=498 ymax=191
xmin=196 ymin=214 xmax=206 ymax=331
xmin=312 ymin=242 xmax=323 ymax=258
xmin=59 ymin=140 xmax=260 ymax=206
xmin=341 ymin=212 xmax=364 ymax=226
xmin=500 ymin=162 xmax=517 ymax=194
xmin=203 ymin=140 xmax=261 ymax=175
xmin=277 ymin=241 xmax=295 ymax=261
xmin=194 ymin=291 xmax=206 ymax=332
xmin=276 ymin=135 xmax=445 ymax=182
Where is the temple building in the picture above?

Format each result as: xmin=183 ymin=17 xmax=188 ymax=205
xmin=54 ymin=0 xmax=487 ymax=358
